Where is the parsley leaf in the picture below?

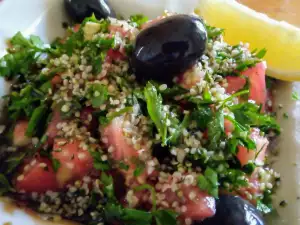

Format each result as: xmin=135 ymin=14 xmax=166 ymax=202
xmin=191 ymin=106 xmax=213 ymax=129
xmin=89 ymin=150 xmax=110 ymax=171
xmin=5 ymin=152 xmax=26 ymax=174
xmin=257 ymin=200 xmax=272 ymax=214
xmin=52 ymin=158 xmax=61 ymax=172
xmin=144 ymin=82 xmax=168 ymax=146
xmin=197 ymin=167 xmax=219 ymax=198
xmin=129 ymin=14 xmax=148 ymax=28
xmin=229 ymin=102 xmax=280 ymax=134
xmin=292 ymin=91 xmax=300 ymax=101
xmin=207 ymin=110 xmax=224 ymax=150
xmin=153 ymin=210 xmax=178 ymax=225
xmin=0 ymin=174 xmax=12 ymax=195
xmin=169 ymin=114 xmax=190 ymax=145
xmin=87 ymin=83 xmax=108 ymax=108
xmin=26 ymin=105 xmax=48 ymax=137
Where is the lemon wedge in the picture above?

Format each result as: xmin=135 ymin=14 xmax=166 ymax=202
xmin=195 ymin=0 xmax=300 ymax=81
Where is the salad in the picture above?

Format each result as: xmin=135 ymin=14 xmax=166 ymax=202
xmin=0 ymin=1 xmax=281 ymax=225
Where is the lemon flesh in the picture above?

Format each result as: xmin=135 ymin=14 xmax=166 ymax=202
xmin=196 ymin=0 xmax=300 ymax=81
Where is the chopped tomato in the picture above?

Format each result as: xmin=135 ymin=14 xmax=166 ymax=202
xmin=108 ymin=25 xmax=129 ymax=37
xmin=15 ymin=157 xmax=58 ymax=193
xmin=45 ymin=111 xmax=63 ymax=146
xmin=237 ymin=128 xmax=268 ymax=167
xmin=102 ymin=117 xmax=139 ymax=161
xmin=73 ymin=24 xmax=81 ymax=33
xmin=51 ymin=75 xmax=62 ymax=87
xmin=13 ymin=120 xmax=31 ymax=147
xmin=226 ymin=62 xmax=267 ymax=109
xmin=225 ymin=76 xmax=246 ymax=94
xmin=224 ymin=119 xmax=234 ymax=135
xmin=181 ymin=185 xmax=216 ymax=220
xmin=156 ymin=180 xmax=216 ymax=221
xmin=106 ymin=49 xmax=126 ymax=62
xmin=52 ymin=138 xmax=94 ymax=187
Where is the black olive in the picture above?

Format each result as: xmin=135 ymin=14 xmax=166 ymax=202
xmin=195 ymin=195 xmax=264 ymax=225
xmin=64 ymin=0 xmax=116 ymax=23
xmin=131 ymin=14 xmax=207 ymax=84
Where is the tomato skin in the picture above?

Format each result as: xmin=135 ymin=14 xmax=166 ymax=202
xmin=107 ymin=49 xmax=125 ymax=62
xmin=225 ymin=76 xmax=246 ymax=94
xmin=102 ymin=117 xmax=139 ymax=161
xmin=13 ymin=120 xmax=31 ymax=147
xmin=236 ymin=128 xmax=268 ymax=167
xmin=226 ymin=62 xmax=267 ymax=110
xmin=15 ymin=157 xmax=59 ymax=193
xmin=52 ymin=138 xmax=94 ymax=187
xmin=45 ymin=111 xmax=63 ymax=146
xmin=51 ymin=75 xmax=62 ymax=87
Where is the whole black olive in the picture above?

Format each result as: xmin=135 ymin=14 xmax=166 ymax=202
xmin=131 ymin=14 xmax=207 ymax=84
xmin=64 ymin=0 xmax=116 ymax=23
xmin=195 ymin=195 xmax=264 ymax=225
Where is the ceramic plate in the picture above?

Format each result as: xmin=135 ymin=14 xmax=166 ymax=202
xmin=0 ymin=0 xmax=299 ymax=224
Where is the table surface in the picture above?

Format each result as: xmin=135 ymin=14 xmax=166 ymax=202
xmin=239 ymin=0 xmax=300 ymax=26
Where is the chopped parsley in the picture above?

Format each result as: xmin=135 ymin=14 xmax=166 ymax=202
xmin=292 ymin=91 xmax=300 ymax=101
xmin=0 ymin=174 xmax=12 ymax=195
xmin=129 ymin=14 xmax=148 ymax=28
xmin=197 ymin=167 xmax=219 ymax=198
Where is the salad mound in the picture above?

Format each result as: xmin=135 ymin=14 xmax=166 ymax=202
xmin=0 ymin=13 xmax=280 ymax=225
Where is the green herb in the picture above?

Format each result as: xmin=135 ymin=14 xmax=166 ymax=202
xmin=192 ymin=106 xmax=213 ymax=129
xmin=197 ymin=167 xmax=219 ymax=198
xmin=6 ymin=85 xmax=46 ymax=121
xmin=254 ymin=48 xmax=267 ymax=59
xmin=87 ymin=83 xmax=109 ymax=108
xmin=242 ymin=162 xmax=256 ymax=175
xmin=133 ymin=163 xmax=145 ymax=177
xmin=89 ymin=150 xmax=110 ymax=171
xmin=101 ymin=172 xmax=116 ymax=201
xmin=225 ymin=115 xmax=256 ymax=154
xmin=229 ymin=102 xmax=280 ymax=134
xmin=144 ymin=82 xmax=167 ymax=146
xmin=236 ymin=58 xmax=261 ymax=72
xmin=0 ymin=174 xmax=12 ymax=195
xmin=292 ymin=91 xmax=300 ymax=101
xmin=52 ymin=158 xmax=61 ymax=172
xmin=119 ymin=162 xmax=129 ymax=171
xmin=207 ymin=110 xmax=224 ymax=151
xmin=153 ymin=210 xmax=178 ymax=225
xmin=5 ymin=152 xmax=26 ymax=174
xmin=257 ymin=200 xmax=272 ymax=214
xmin=283 ymin=113 xmax=289 ymax=119
xmin=129 ymin=14 xmax=148 ymax=28
xmin=206 ymin=25 xmax=224 ymax=39
xmin=26 ymin=105 xmax=47 ymax=136
xmin=169 ymin=114 xmax=190 ymax=145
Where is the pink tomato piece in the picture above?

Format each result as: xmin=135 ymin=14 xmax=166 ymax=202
xmin=102 ymin=117 xmax=139 ymax=161
xmin=52 ymin=138 xmax=94 ymax=187
xmin=45 ymin=111 xmax=63 ymax=146
xmin=237 ymin=128 xmax=268 ymax=167
xmin=226 ymin=62 xmax=267 ymax=109
xmin=13 ymin=120 xmax=31 ymax=147
xmin=15 ymin=157 xmax=58 ymax=193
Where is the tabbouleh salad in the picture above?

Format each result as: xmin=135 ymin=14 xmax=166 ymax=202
xmin=0 ymin=12 xmax=280 ymax=225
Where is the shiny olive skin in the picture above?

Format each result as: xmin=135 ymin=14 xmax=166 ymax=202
xmin=131 ymin=14 xmax=207 ymax=84
xmin=64 ymin=0 xmax=115 ymax=22
xmin=195 ymin=195 xmax=264 ymax=225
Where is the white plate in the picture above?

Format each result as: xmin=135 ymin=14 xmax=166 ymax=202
xmin=0 ymin=0 xmax=300 ymax=224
